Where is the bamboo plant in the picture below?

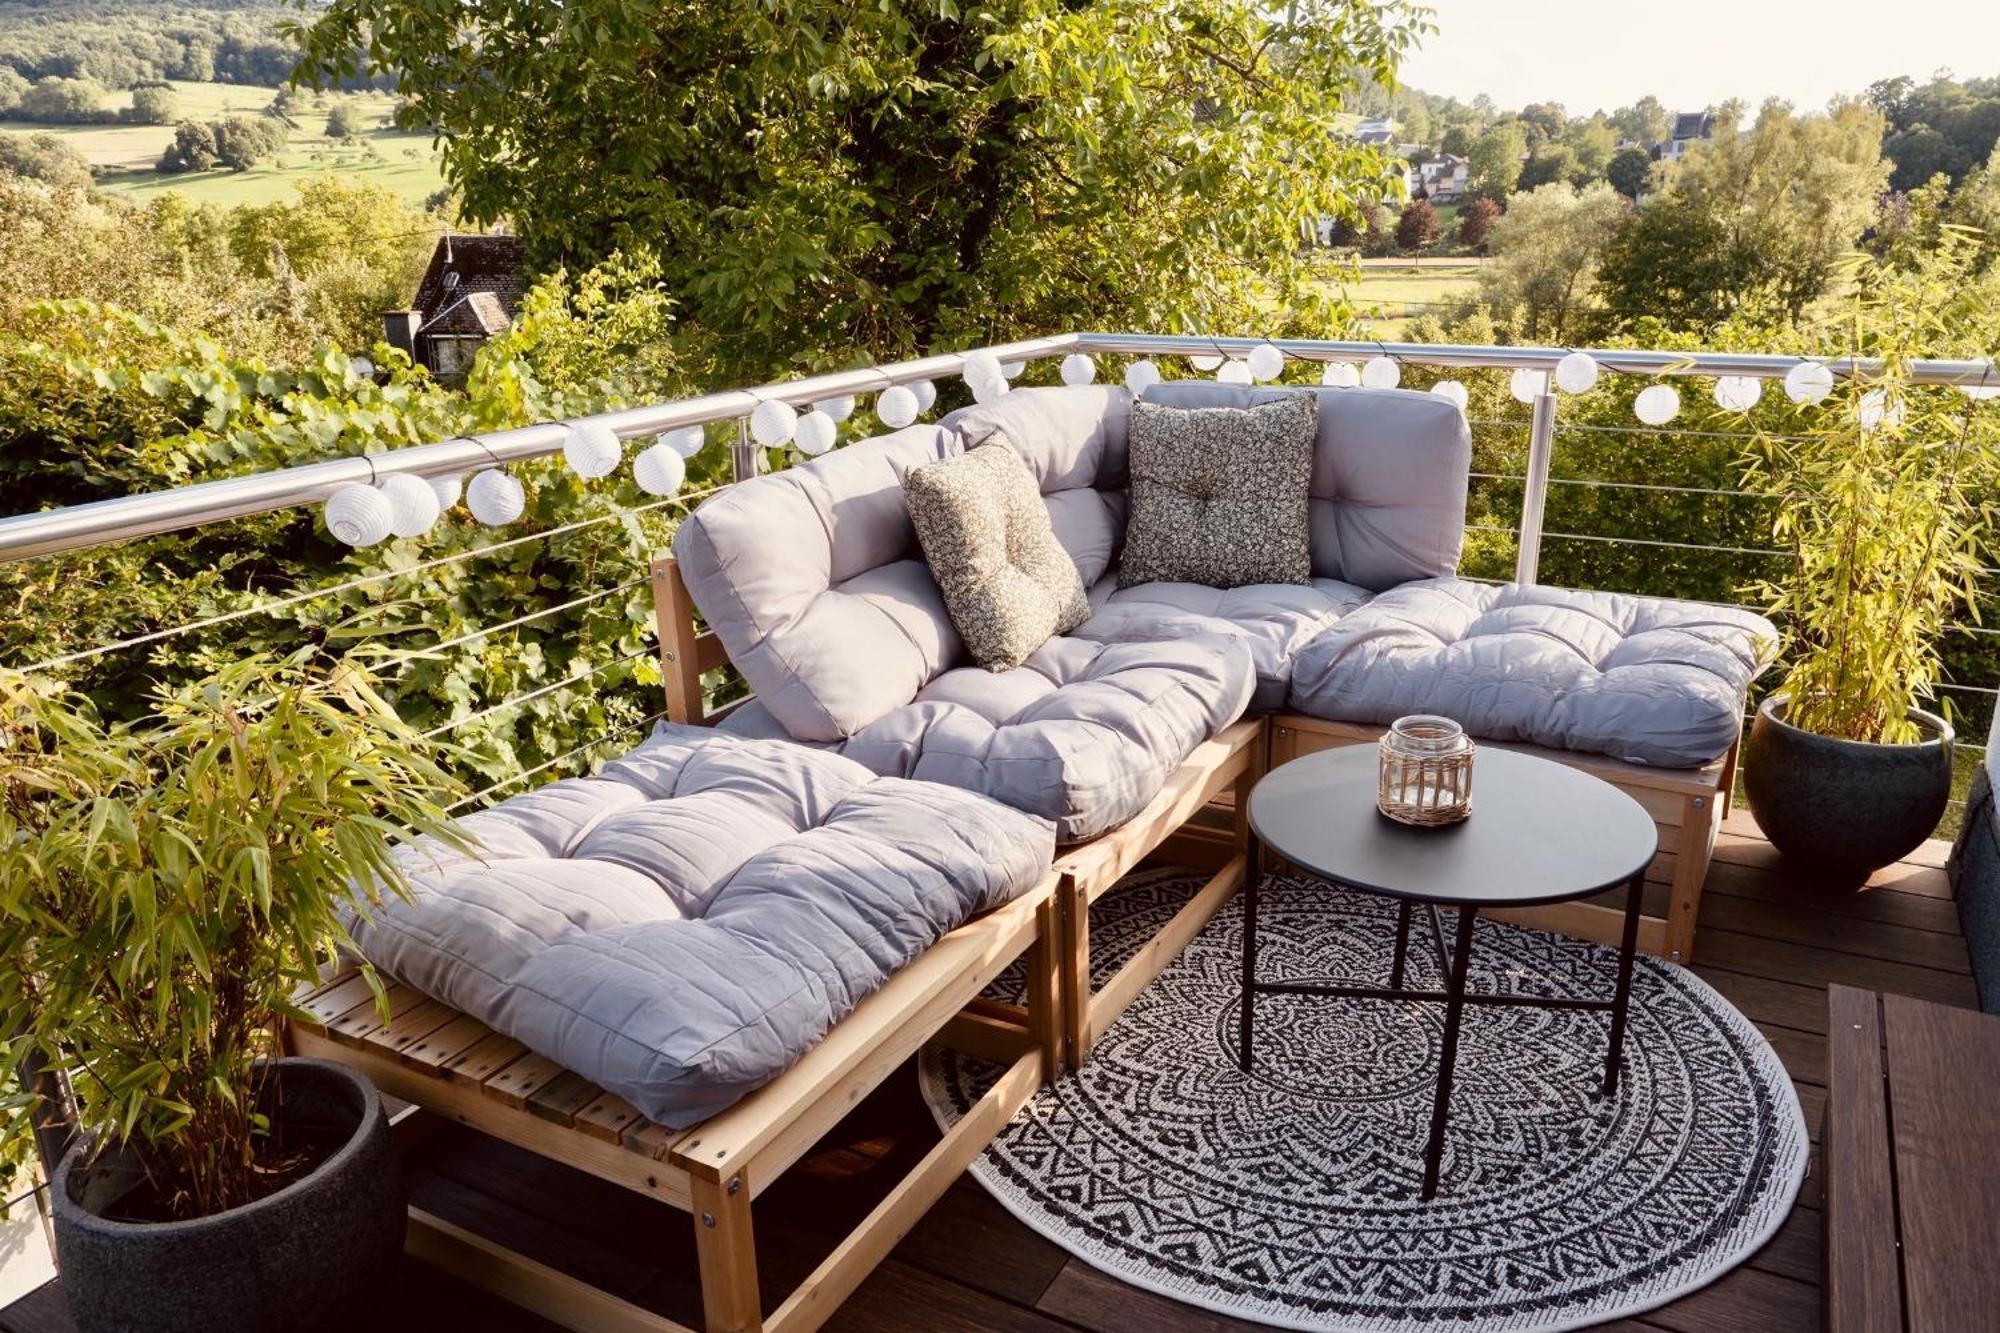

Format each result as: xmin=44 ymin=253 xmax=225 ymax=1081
xmin=0 ymin=653 xmax=464 ymax=1221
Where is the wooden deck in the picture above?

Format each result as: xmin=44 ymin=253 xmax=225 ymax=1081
xmin=3 ymin=812 xmax=1979 ymax=1333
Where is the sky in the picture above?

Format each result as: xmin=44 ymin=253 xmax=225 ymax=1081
xmin=1396 ymin=0 xmax=2000 ymax=115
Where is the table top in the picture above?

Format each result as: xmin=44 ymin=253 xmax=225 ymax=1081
xmin=1247 ymin=745 xmax=1658 ymax=906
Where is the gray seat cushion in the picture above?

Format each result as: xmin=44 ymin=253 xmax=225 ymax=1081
xmin=1287 ymin=579 xmax=1777 ymax=769
xmin=724 ymin=632 xmax=1256 ymax=842
xmin=351 ymin=726 xmax=1055 ymax=1127
xmin=1075 ymin=578 xmax=1371 ymax=711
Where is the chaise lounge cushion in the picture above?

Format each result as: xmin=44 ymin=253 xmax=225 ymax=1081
xmin=1287 ymin=578 xmax=1777 ymax=768
xmin=351 ymin=726 xmax=1055 ymax=1127
xmin=721 ymin=632 xmax=1256 ymax=843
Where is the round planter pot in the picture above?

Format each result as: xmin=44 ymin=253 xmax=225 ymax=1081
xmin=52 ymin=1057 xmax=403 ymax=1333
xmin=1742 ymin=694 xmax=1954 ymax=881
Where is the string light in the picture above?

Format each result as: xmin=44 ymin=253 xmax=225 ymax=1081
xmin=1190 ymin=352 xmax=1225 ymax=371
xmin=466 ymin=469 xmax=526 ymax=526
xmin=1217 ymin=359 xmax=1254 ymax=384
xmin=793 ymin=409 xmax=838 ymax=456
xmin=1000 ymin=360 xmax=1026 ymax=380
xmin=1430 ymin=380 xmax=1469 ymax=410
xmin=1509 ymin=368 xmax=1544 ymax=403
xmin=324 ymin=483 xmax=393 ymax=547
xmin=1554 ymin=351 xmax=1600 ymax=394
xmin=1713 ymin=376 xmax=1763 ymax=412
xmin=911 ymin=379 xmax=938 ymax=412
xmin=378 ymin=473 xmax=441 ymax=537
xmin=749 ymin=398 xmax=799 ymax=445
xmin=430 ymin=473 xmax=463 ymax=510
xmin=663 ymin=425 xmax=706 ymax=456
xmin=962 ymin=352 xmax=1008 ymax=403
xmin=562 ymin=421 xmax=622 ymax=479
xmin=1322 ymin=361 xmax=1360 ymax=388
xmin=1633 ymin=384 xmax=1681 ymax=426
xmin=1361 ymin=356 xmax=1400 ymax=389
xmin=633 ymin=443 xmax=686 ymax=495
xmin=1783 ymin=361 xmax=1835 ymax=405
xmin=815 ymin=395 xmax=855 ymax=423
xmin=1124 ymin=359 xmax=1162 ymax=394
xmin=876 ymin=384 xmax=920 ymax=428
xmin=1060 ymin=353 xmax=1097 ymax=386
xmin=1246 ymin=342 xmax=1285 ymax=382
xmin=1858 ymin=389 xmax=1904 ymax=430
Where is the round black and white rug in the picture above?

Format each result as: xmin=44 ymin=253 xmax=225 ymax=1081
xmin=920 ymin=869 xmax=1807 ymax=1333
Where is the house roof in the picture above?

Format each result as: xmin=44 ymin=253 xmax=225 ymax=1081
xmin=1671 ymin=111 xmax=1712 ymax=141
xmin=411 ymin=234 xmax=525 ymax=336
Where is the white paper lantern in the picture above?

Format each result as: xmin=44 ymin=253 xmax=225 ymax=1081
xmin=663 ymin=425 xmax=706 ymax=457
xmin=1000 ymin=360 xmax=1025 ymax=380
xmin=430 ymin=473 xmax=463 ymax=511
xmin=1713 ymin=376 xmax=1764 ymax=412
xmin=1217 ymin=359 xmax=1254 ymax=384
xmin=1361 ymin=356 xmax=1401 ymax=389
xmin=1246 ymin=342 xmax=1285 ymax=382
xmin=911 ymin=379 xmax=937 ymax=412
xmin=324 ymin=483 xmax=394 ymax=547
xmin=1509 ymin=367 xmax=1545 ymax=403
xmin=1554 ymin=351 xmax=1600 ymax=394
xmin=1430 ymin=379 xmax=1469 ymax=410
xmin=348 ymin=355 xmax=376 ymax=381
xmin=1124 ymin=359 xmax=1162 ymax=394
xmin=793 ymin=409 xmax=838 ymax=456
xmin=749 ymin=398 xmax=799 ymax=446
xmin=378 ymin=472 xmax=441 ymax=537
xmin=1322 ymin=361 xmax=1360 ymax=388
xmin=466 ymin=469 xmax=525 ymax=527
xmin=876 ymin=384 xmax=920 ymax=428
xmin=1962 ymin=383 xmax=2000 ymax=402
xmin=1190 ymin=352 xmax=1225 ymax=371
xmin=1633 ymin=384 xmax=1681 ymax=426
xmin=1783 ymin=361 xmax=1835 ymax=405
xmin=1060 ymin=353 xmax=1097 ymax=386
xmin=1857 ymin=389 xmax=1905 ymax=430
xmin=563 ymin=421 xmax=622 ymax=479
xmin=962 ymin=352 xmax=1006 ymax=401
xmin=633 ymin=443 xmax=686 ymax=496
xmin=815 ymin=395 xmax=856 ymax=423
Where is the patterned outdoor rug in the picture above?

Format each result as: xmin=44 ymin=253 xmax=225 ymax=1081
xmin=919 ymin=868 xmax=1808 ymax=1333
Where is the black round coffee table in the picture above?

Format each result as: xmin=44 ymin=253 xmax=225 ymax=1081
xmin=1240 ymin=744 xmax=1658 ymax=1200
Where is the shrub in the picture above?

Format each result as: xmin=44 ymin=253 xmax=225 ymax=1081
xmin=157 ymin=120 xmax=218 ymax=173
xmin=1395 ymin=198 xmax=1440 ymax=252
xmin=1457 ymin=196 xmax=1500 ymax=252
xmin=127 ymin=83 xmax=176 ymax=125
xmin=17 ymin=75 xmax=107 ymax=125
xmin=0 ymin=131 xmax=93 ymax=189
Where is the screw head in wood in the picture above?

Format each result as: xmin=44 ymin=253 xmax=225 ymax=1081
xmin=702 ymin=1212 xmax=715 ymax=1227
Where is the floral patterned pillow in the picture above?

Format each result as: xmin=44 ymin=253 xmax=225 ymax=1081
xmin=1120 ymin=394 xmax=1317 ymax=588
xmin=905 ymin=444 xmax=1091 ymax=671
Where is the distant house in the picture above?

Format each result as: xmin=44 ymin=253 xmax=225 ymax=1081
xmin=1659 ymin=111 xmax=1714 ymax=162
xmin=1413 ymin=154 xmax=1470 ymax=205
xmin=383 ymin=234 xmax=526 ymax=380
xmin=1353 ymin=117 xmax=1397 ymax=146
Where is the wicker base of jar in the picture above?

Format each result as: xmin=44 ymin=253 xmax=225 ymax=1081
xmin=1377 ymin=717 xmax=1475 ymax=826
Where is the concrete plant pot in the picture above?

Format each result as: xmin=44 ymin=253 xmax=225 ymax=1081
xmin=1743 ymin=694 xmax=1954 ymax=882
xmin=51 ymin=1057 xmax=402 ymax=1333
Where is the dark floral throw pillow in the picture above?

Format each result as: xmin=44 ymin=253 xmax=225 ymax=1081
xmin=905 ymin=444 xmax=1091 ymax=671
xmin=1120 ymin=394 xmax=1317 ymax=588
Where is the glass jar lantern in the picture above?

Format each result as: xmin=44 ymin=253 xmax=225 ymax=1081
xmin=1377 ymin=715 xmax=1475 ymax=827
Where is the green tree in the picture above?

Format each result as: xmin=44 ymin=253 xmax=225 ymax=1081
xmin=1561 ymin=117 xmax=1617 ymax=179
xmin=1885 ymin=124 xmax=1969 ymax=194
xmin=1395 ymin=198 xmax=1439 ymax=252
xmin=1518 ymin=101 xmax=1565 ymax=148
xmin=292 ymin=0 xmax=1427 ymax=382
xmin=1476 ymin=181 xmax=1628 ymax=342
xmin=1466 ymin=122 xmax=1526 ymax=203
xmin=1607 ymin=146 xmax=1653 ymax=198
xmin=1596 ymin=100 xmax=1889 ymax=329
xmin=1951 ymin=144 xmax=2000 ymax=272
xmin=1439 ymin=122 xmax=1475 ymax=157
xmin=1457 ymin=195 xmax=1500 ymax=252
xmin=1518 ymin=144 xmax=1579 ymax=191
xmin=214 ymin=114 xmax=284 ymax=171
xmin=0 ymin=68 xmax=28 ymax=115
xmin=128 ymin=83 xmax=176 ymax=125
xmin=1611 ymin=95 xmax=1670 ymax=146
xmin=0 ymin=131 xmax=92 ymax=189
xmin=157 ymin=119 xmax=218 ymax=173
xmin=324 ymin=101 xmax=366 ymax=140
xmin=18 ymin=76 xmax=105 ymax=124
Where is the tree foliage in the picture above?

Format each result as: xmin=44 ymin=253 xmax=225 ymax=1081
xmin=0 ymin=129 xmax=92 ymax=188
xmin=1476 ymin=181 xmax=1627 ymax=343
xmin=1456 ymin=195 xmax=1499 ymax=252
xmin=1465 ymin=121 xmax=1525 ymax=203
xmin=1395 ymin=198 xmax=1439 ymax=252
xmin=1606 ymin=146 xmax=1652 ymax=198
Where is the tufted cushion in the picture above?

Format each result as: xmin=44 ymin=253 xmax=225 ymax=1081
xmin=672 ymin=426 xmax=962 ymax=742
xmin=352 ymin=726 xmax=1054 ymax=1127
xmin=1120 ymin=394 xmax=1318 ymax=589
xmin=904 ymin=444 xmax=1090 ymax=671
xmin=723 ymin=633 xmax=1256 ymax=842
xmin=1076 ymin=577 xmax=1372 ymax=711
xmin=1287 ymin=579 xmax=1778 ymax=768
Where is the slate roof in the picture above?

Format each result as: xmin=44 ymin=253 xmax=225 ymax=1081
xmin=1671 ymin=111 xmax=1713 ymax=142
xmin=412 ymin=235 xmax=525 ymax=336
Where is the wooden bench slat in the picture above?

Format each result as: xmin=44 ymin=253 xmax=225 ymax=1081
xmin=443 ymin=1032 xmax=528 ymax=1086
xmin=573 ymin=1092 xmax=643 ymax=1144
xmin=486 ymin=1052 xmax=566 ymax=1109
xmin=526 ymin=1071 xmax=601 ymax=1126
xmin=402 ymin=1012 xmax=495 ymax=1071
xmin=619 ymin=1118 xmax=679 ymax=1160
xmin=327 ymin=982 xmax=417 ymax=1043
xmin=367 ymin=997 xmax=458 ymax=1056
xmin=295 ymin=971 xmax=376 ymax=1027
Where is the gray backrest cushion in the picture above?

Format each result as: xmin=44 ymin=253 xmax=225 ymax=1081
xmin=672 ymin=425 xmax=963 ymax=741
xmin=1142 ymin=382 xmax=1471 ymax=591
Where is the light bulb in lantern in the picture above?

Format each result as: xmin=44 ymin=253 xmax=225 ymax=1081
xmin=1554 ymin=351 xmax=1600 ymax=394
xmin=1000 ymin=360 xmax=1025 ymax=380
xmin=749 ymin=398 xmax=799 ymax=446
xmin=1858 ymin=390 xmax=1904 ymax=430
xmin=1783 ymin=361 xmax=1835 ymax=405
xmin=1509 ymin=367 xmax=1545 ymax=403
xmin=1634 ymin=384 xmax=1681 ymax=426
xmin=1430 ymin=379 xmax=1469 ymax=410
xmin=1322 ymin=361 xmax=1360 ymax=388
xmin=378 ymin=472 xmax=441 ymax=537
xmin=876 ymin=384 xmax=920 ymax=428
xmin=466 ymin=469 xmax=525 ymax=526
xmin=1361 ymin=356 xmax=1401 ymax=389
xmin=814 ymin=395 xmax=855 ymax=423
xmin=1246 ymin=342 xmax=1285 ymax=382
xmin=1217 ymin=359 xmax=1254 ymax=384
xmin=324 ymin=483 xmax=393 ymax=547
xmin=793 ymin=408 xmax=838 ymax=456
xmin=1124 ymin=359 xmax=1162 ymax=395
xmin=430 ymin=473 xmax=463 ymax=511
xmin=911 ymin=379 xmax=937 ymax=412
xmin=1060 ymin=353 xmax=1096 ymax=386
xmin=348 ymin=355 xmax=375 ymax=381
xmin=633 ymin=443 xmax=686 ymax=496
xmin=663 ymin=425 xmax=705 ymax=457
xmin=1713 ymin=376 xmax=1763 ymax=412
xmin=1190 ymin=352 xmax=1225 ymax=371
xmin=563 ymin=421 xmax=622 ymax=479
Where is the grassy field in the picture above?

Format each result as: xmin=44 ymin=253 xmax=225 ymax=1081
xmin=0 ymin=81 xmax=446 ymax=209
xmin=1333 ymin=260 xmax=1485 ymax=340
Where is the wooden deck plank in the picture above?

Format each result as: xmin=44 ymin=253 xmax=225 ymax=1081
xmin=1694 ymin=928 xmax=1979 ymax=1007
xmin=1826 ymin=985 xmax=1902 ymax=1333
xmin=1698 ymin=893 xmax=1972 ymax=973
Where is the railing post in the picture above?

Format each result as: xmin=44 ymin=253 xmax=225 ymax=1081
xmin=1515 ymin=378 xmax=1557 ymax=586
xmin=730 ymin=416 xmax=758 ymax=483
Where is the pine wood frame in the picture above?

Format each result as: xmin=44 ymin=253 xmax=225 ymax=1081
xmin=285 ymin=873 xmax=1063 ymax=1333
xmin=1266 ymin=714 xmax=1735 ymax=963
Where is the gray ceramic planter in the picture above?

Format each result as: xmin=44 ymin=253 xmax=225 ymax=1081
xmin=1742 ymin=694 xmax=1954 ymax=881
xmin=51 ymin=1057 xmax=402 ymax=1333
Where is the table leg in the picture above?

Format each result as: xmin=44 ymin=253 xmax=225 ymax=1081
xmin=1421 ymin=906 xmax=1479 ymax=1201
xmin=1389 ymin=900 xmax=1413 ymax=991
xmin=1238 ymin=831 xmax=1262 ymax=1073
xmin=1602 ymin=870 xmax=1645 ymax=1097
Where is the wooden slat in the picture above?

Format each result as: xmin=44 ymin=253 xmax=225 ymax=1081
xmin=1881 ymin=992 xmax=2000 ymax=1332
xmin=488 ymin=1053 xmax=569 ymax=1110
xmin=527 ymin=1071 xmax=605 ymax=1126
xmin=652 ymin=555 xmax=715 ymax=727
xmin=447 ymin=1032 xmax=530 ymax=1086
xmin=294 ymin=968 xmax=372 ymax=1026
xmin=328 ymin=982 xmax=418 ymax=1043
xmin=937 ymin=1010 xmax=1038 ymax=1066
xmin=367 ymin=997 xmax=459 ymax=1056
xmin=1826 ymin=985 xmax=1903 ymax=1333
xmin=574 ymin=1093 xmax=645 ymax=1145
xmin=406 ymin=1206 xmax=696 ymax=1333
xmin=1483 ymin=900 xmax=1668 ymax=955
xmin=1059 ymin=719 xmax=1260 ymax=896
xmin=1084 ymin=854 xmax=1244 ymax=1052
xmin=404 ymin=1012 xmax=499 ymax=1071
